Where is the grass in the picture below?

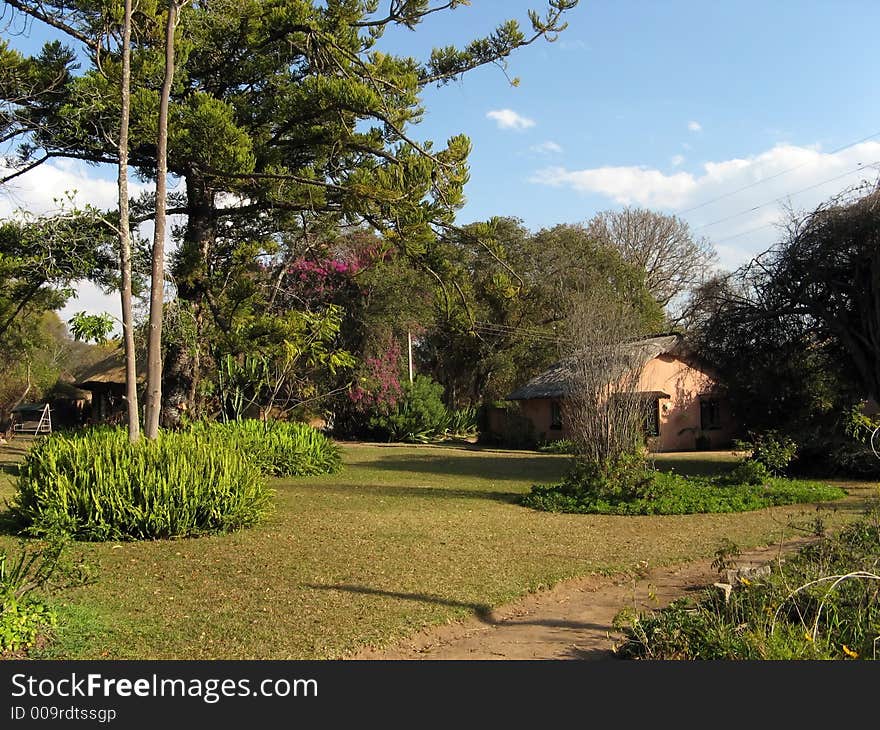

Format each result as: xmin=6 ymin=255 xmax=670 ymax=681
xmin=0 ymin=438 xmax=875 ymax=659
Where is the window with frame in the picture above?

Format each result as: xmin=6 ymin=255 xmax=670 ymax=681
xmin=550 ymin=400 xmax=562 ymax=430
xmin=700 ymin=399 xmax=721 ymax=430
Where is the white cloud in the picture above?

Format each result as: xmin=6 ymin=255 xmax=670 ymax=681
xmin=486 ymin=109 xmax=536 ymax=131
xmin=0 ymin=159 xmax=127 ymax=218
xmin=531 ymin=165 xmax=697 ymax=208
xmin=671 ymin=154 xmax=686 ymax=167
xmin=530 ymin=141 xmax=563 ymax=155
xmin=688 ymin=120 xmax=703 ymax=132
xmin=531 ymin=141 xmax=880 ymax=269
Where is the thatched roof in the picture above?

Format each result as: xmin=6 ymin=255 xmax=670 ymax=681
xmin=74 ymin=349 xmax=145 ymax=389
xmin=507 ymin=334 xmax=682 ymax=400
xmin=48 ymin=376 xmax=91 ymax=401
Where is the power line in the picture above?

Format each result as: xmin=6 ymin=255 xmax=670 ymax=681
xmin=694 ymin=160 xmax=879 ymax=232
xmin=471 ymin=321 xmax=563 ymax=343
xmin=710 ymin=222 xmax=777 ymax=247
xmin=471 ymin=324 xmax=560 ymax=342
xmin=472 ymin=320 xmax=558 ymax=337
xmin=678 ymin=130 xmax=880 ymax=215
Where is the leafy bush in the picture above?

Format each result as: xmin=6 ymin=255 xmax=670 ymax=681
xmin=735 ymin=431 xmax=798 ymax=475
xmin=13 ymin=427 xmax=272 ymax=541
xmin=842 ymin=402 xmax=880 ymax=444
xmin=819 ymin=404 xmax=880 ymax=477
xmin=614 ymin=512 xmax=880 ymax=659
xmin=726 ymin=459 xmax=770 ymax=486
xmin=0 ymin=539 xmax=66 ymax=654
xmin=521 ymin=464 xmax=846 ymax=515
xmin=193 ymin=419 xmax=342 ymax=476
xmin=369 ymin=375 xmax=450 ymax=442
xmin=825 ymin=443 xmax=880 ymax=477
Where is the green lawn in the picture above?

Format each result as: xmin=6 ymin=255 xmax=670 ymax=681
xmin=0 ymin=440 xmax=875 ymax=659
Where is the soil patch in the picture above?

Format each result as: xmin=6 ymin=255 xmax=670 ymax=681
xmin=348 ymin=538 xmax=814 ymax=660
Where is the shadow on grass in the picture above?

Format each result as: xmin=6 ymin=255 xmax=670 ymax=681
xmin=651 ymin=456 xmax=736 ymax=478
xmin=0 ymin=507 xmax=27 ymax=537
xmin=364 ymin=454 xmax=569 ymax=483
xmin=0 ymin=449 xmax=23 ymax=478
xmin=305 ymin=583 xmax=612 ymax=632
xmin=281 ymin=481 xmax=523 ymax=504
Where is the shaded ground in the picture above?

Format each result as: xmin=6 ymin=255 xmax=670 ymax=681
xmin=348 ymin=538 xmax=814 ymax=660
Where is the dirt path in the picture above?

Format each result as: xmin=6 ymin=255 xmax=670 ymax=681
xmin=349 ymin=538 xmax=813 ymax=660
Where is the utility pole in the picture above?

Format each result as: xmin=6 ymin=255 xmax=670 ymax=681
xmin=407 ymin=330 xmax=414 ymax=383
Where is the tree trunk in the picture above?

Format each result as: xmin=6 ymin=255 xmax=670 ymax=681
xmin=118 ymin=0 xmax=140 ymax=443
xmin=161 ymin=172 xmax=215 ymax=426
xmin=143 ymin=0 xmax=180 ymax=438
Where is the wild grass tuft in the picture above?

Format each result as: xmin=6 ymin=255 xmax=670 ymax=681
xmin=193 ymin=420 xmax=342 ymax=477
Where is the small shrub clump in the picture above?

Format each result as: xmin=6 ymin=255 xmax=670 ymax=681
xmin=614 ymin=513 xmax=880 ymax=660
xmin=0 ymin=541 xmax=62 ymax=655
xmin=725 ymin=459 xmax=770 ymax=486
xmin=194 ymin=419 xmax=342 ymax=477
xmin=13 ymin=427 xmax=272 ymax=541
xmin=537 ymin=439 xmax=576 ymax=454
xmin=735 ymin=431 xmax=798 ymax=475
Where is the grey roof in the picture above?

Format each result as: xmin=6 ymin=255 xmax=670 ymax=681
xmin=507 ymin=334 xmax=682 ymax=400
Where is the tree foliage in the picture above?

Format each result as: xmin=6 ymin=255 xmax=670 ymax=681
xmin=0 ymin=206 xmax=116 ymax=349
xmin=418 ymin=219 xmax=665 ymax=407
xmin=1 ymin=0 xmax=578 ymax=423
xmin=688 ymin=183 xmax=880 ymax=439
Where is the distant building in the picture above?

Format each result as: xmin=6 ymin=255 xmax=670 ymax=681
xmin=499 ymin=334 xmax=738 ymax=452
xmin=74 ymin=350 xmax=144 ymax=425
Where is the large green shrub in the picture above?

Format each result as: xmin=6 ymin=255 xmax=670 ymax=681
xmin=13 ymin=428 xmax=272 ymax=541
xmin=369 ymin=375 xmax=450 ymax=442
xmin=194 ymin=419 xmax=342 ymax=476
xmin=735 ymin=431 xmax=798 ymax=475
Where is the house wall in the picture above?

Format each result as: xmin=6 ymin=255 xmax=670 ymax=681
xmin=520 ymin=398 xmax=561 ymax=444
xmin=508 ymin=354 xmax=738 ymax=452
xmin=637 ymin=354 xmax=737 ymax=451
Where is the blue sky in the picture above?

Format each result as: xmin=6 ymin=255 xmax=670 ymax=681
xmin=3 ymin=0 xmax=880 ymax=326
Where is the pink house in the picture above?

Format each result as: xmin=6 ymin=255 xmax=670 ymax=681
xmin=504 ymin=334 xmax=738 ymax=452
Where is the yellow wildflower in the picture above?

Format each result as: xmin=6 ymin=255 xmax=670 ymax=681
xmin=804 ymin=632 xmax=813 ymax=642
xmin=842 ymin=645 xmax=859 ymax=659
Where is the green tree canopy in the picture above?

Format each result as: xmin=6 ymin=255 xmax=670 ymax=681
xmin=418 ymin=219 xmax=665 ymax=406
xmin=2 ymin=0 xmax=578 ymax=422
xmin=0 ymin=207 xmax=117 ymax=347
